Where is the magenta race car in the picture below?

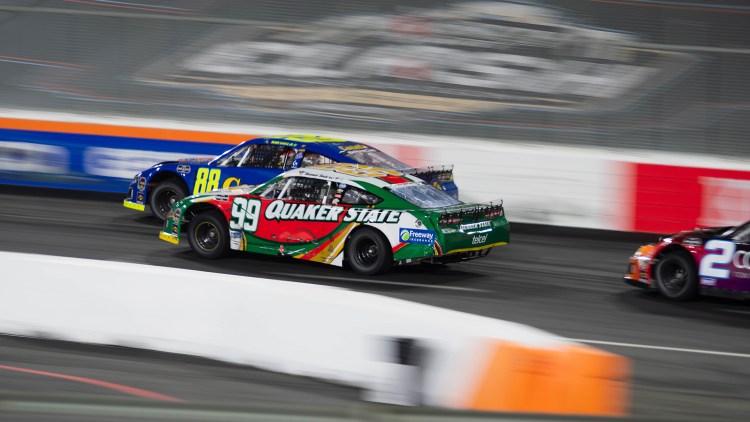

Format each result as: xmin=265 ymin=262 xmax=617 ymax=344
xmin=624 ymin=220 xmax=750 ymax=300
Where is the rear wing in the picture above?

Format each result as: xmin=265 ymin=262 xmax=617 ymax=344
xmin=405 ymin=164 xmax=454 ymax=184
xmin=436 ymin=200 xmax=504 ymax=226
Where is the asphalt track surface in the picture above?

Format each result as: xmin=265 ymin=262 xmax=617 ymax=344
xmin=1 ymin=186 xmax=749 ymax=421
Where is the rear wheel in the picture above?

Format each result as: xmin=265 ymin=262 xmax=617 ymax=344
xmin=187 ymin=211 xmax=229 ymax=259
xmin=655 ymin=252 xmax=699 ymax=301
xmin=150 ymin=181 xmax=186 ymax=221
xmin=346 ymin=228 xmax=392 ymax=275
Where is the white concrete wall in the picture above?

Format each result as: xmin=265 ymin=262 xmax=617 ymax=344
xmin=0 ymin=251 xmax=571 ymax=407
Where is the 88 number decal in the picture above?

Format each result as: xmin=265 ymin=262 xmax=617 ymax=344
xmin=193 ymin=168 xmax=221 ymax=194
xmin=230 ymin=197 xmax=261 ymax=232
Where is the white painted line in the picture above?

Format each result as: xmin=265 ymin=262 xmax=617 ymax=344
xmin=268 ymin=272 xmax=490 ymax=292
xmin=570 ymin=338 xmax=750 ymax=359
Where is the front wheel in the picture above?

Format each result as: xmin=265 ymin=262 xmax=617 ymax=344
xmin=655 ymin=252 xmax=699 ymax=301
xmin=187 ymin=212 xmax=229 ymax=259
xmin=345 ymin=228 xmax=392 ymax=275
xmin=150 ymin=181 xmax=187 ymax=221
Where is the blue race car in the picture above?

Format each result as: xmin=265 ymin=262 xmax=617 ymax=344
xmin=124 ymin=134 xmax=457 ymax=220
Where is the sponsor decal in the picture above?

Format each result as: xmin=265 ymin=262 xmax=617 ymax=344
xmin=177 ymin=164 xmax=191 ymax=173
xmin=137 ymin=177 xmax=147 ymax=191
xmin=262 ymin=199 xmax=402 ymax=223
xmin=136 ymin=193 xmax=144 ymax=202
xmin=338 ymin=144 xmax=370 ymax=151
xmin=269 ymin=140 xmax=297 ymax=146
xmin=632 ymin=164 xmax=750 ymax=233
xmin=230 ymin=230 xmax=242 ymax=249
xmin=472 ymin=234 xmax=488 ymax=245
xmin=265 ymin=200 xmax=345 ymax=222
xmin=399 ymin=228 xmax=436 ymax=245
xmin=223 ymin=177 xmax=241 ymax=188
xmin=460 ymin=221 xmax=491 ymax=231
xmin=0 ymin=142 xmax=69 ymax=173
xmin=174 ymin=208 xmax=181 ymax=218
xmin=297 ymin=163 xmax=402 ymax=178
xmin=732 ymin=251 xmax=750 ymax=270
xmin=700 ymin=277 xmax=717 ymax=286
xmin=171 ymin=224 xmax=178 ymax=234
xmin=215 ymin=194 xmax=229 ymax=201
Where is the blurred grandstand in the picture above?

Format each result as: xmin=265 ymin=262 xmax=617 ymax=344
xmin=0 ymin=0 xmax=749 ymax=156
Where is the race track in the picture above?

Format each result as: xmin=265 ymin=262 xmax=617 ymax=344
xmin=1 ymin=186 xmax=749 ymax=421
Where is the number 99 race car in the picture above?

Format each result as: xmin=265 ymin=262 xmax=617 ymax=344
xmin=624 ymin=220 xmax=750 ymax=300
xmin=159 ymin=163 xmax=508 ymax=275
xmin=124 ymin=134 xmax=457 ymax=221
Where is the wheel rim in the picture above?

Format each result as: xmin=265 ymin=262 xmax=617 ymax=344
xmin=194 ymin=221 xmax=220 ymax=252
xmin=659 ymin=261 xmax=688 ymax=295
xmin=156 ymin=189 xmax=180 ymax=216
xmin=353 ymin=237 xmax=379 ymax=268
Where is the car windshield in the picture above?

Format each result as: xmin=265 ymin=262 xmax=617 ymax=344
xmin=342 ymin=149 xmax=410 ymax=170
xmin=388 ymin=183 xmax=462 ymax=209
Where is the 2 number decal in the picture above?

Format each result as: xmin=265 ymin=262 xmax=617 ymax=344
xmin=193 ymin=168 xmax=221 ymax=194
xmin=230 ymin=197 xmax=261 ymax=232
xmin=699 ymin=239 xmax=736 ymax=279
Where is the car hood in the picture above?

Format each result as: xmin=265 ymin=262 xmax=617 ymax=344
xmin=664 ymin=226 xmax=733 ymax=245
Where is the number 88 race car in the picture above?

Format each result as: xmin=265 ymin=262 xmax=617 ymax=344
xmin=125 ymin=134 xmax=457 ymax=221
xmin=624 ymin=220 xmax=750 ymax=300
xmin=159 ymin=163 xmax=508 ymax=275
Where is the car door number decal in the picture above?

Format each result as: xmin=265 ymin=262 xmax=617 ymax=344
xmin=194 ymin=168 xmax=222 ymax=194
xmin=230 ymin=197 xmax=261 ymax=232
xmin=699 ymin=239 xmax=735 ymax=279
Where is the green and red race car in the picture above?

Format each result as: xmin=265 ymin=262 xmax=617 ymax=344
xmin=159 ymin=163 xmax=509 ymax=274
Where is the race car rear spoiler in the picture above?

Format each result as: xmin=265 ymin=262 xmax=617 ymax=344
xmin=437 ymin=200 xmax=504 ymax=226
xmin=406 ymin=164 xmax=454 ymax=184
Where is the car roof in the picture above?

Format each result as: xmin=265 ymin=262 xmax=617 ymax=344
xmin=282 ymin=163 xmax=423 ymax=189
xmin=247 ymin=134 xmax=373 ymax=157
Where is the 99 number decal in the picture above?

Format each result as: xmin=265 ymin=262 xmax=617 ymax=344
xmin=230 ymin=197 xmax=261 ymax=233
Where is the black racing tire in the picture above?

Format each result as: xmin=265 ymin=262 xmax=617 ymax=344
xmin=345 ymin=228 xmax=392 ymax=275
xmin=149 ymin=181 xmax=187 ymax=221
xmin=654 ymin=252 xmax=699 ymax=301
xmin=187 ymin=211 xmax=229 ymax=260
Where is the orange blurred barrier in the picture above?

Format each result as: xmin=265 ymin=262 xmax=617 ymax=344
xmin=0 ymin=117 xmax=253 ymax=144
xmin=466 ymin=341 xmax=630 ymax=417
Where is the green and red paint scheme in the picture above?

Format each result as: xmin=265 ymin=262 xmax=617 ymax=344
xmin=160 ymin=163 xmax=508 ymax=274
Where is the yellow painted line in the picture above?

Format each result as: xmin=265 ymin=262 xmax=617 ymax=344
xmin=443 ymin=241 xmax=508 ymax=255
xmin=122 ymin=200 xmax=145 ymax=211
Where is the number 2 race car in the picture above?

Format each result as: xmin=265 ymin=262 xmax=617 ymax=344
xmin=624 ymin=220 xmax=750 ymax=300
xmin=124 ymin=134 xmax=457 ymax=221
xmin=159 ymin=163 xmax=508 ymax=275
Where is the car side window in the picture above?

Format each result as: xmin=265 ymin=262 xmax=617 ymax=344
xmin=338 ymin=185 xmax=381 ymax=205
xmin=279 ymin=177 xmax=332 ymax=203
xmin=259 ymin=178 xmax=288 ymax=199
xmin=218 ymin=145 xmax=252 ymax=167
xmin=300 ymin=152 xmax=336 ymax=168
xmin=732 ymin=223 xmax=750 ymax=243
xmin=224 ymin=145 xmax=297 ymax=169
